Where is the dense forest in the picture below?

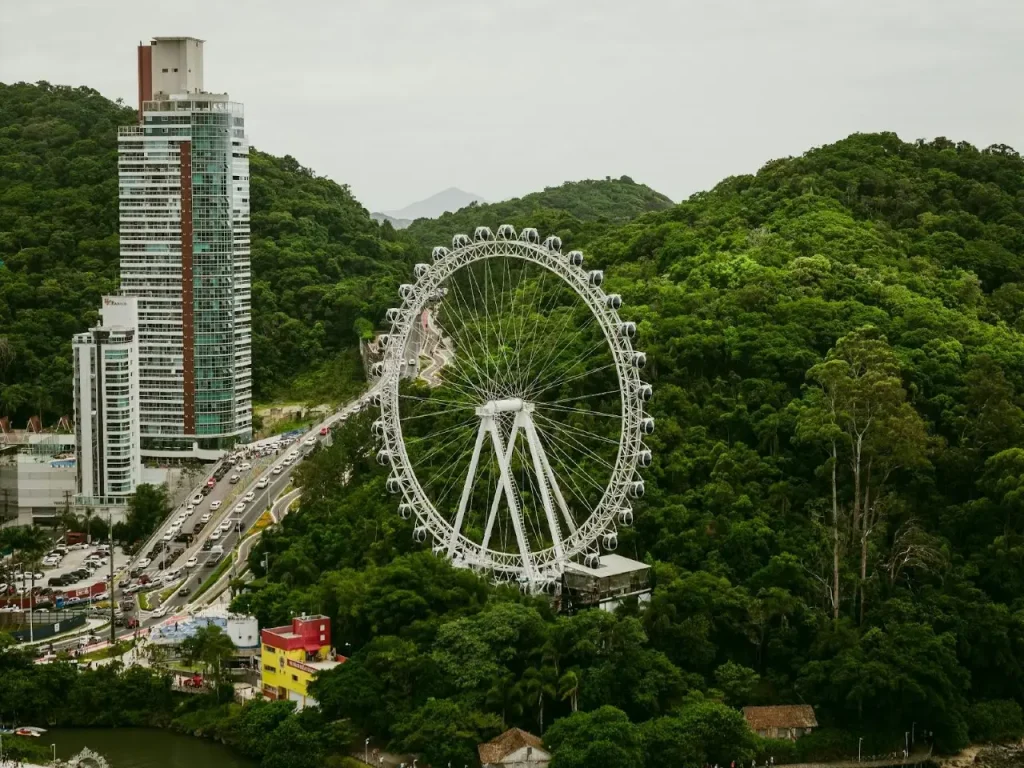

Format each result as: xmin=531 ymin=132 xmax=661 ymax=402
xmin=233 ymin=133 xmax=1024 ymax=765
xmin=6 ymin=78 xmax=1024 ymax=766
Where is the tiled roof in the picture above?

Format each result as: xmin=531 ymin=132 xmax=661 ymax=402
xmin=742 ymin=705 xmax=818 ymax=730
xmin=478 ymin=728 xmax=545 ymax=764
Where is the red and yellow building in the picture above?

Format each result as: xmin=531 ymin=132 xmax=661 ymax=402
xmin=260 ymin=614 xmax=344 ymax=707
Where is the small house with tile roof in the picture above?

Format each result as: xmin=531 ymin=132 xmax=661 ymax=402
xmin=742 ymin=705 xmax=819 ymax=741
xmin=478 ymin=728 xmax=550 ymax=768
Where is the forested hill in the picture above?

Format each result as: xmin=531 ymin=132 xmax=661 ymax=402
xmin=401 ymin=176 xmax=674 ymax=250
xmin=0 ymin=83 xmax=671 ymax=419
xmin=235 ymin=132 xmax=1024 ymax=766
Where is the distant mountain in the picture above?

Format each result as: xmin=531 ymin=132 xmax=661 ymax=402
xmin=370 ymin=212 xmax=413 ymax=230
xmin=383 ymin=187 xmax=485 ymax=222
xmin=402 ymin=176 xmax=675 ymax=250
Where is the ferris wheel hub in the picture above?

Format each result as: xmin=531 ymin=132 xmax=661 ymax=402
xmin=475 ymin=397 xmax=529 ymax=416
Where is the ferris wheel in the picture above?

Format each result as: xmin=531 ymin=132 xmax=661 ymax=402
xmin=372 ymin=225 xmax=653 ymax=592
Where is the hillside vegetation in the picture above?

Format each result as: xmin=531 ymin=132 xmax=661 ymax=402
xmin=401 ymin=176 xmax=673 ymax=251
xmin=0 ymin=84 xmax=669 ymax=420
xmin=234 ymin=134 xmax=1024 ymax=765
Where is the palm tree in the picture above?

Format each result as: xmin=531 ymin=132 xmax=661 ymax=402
xmin=485 ymin=669 xmax=525 ymax=726
xmin=521 ymin=665 xmax=558 ymax=734
xmin=558 ymin=669 xmax=581 ymax=713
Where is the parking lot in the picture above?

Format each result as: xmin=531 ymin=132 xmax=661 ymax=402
xmin=43 ymin=545 xmax=128 ymax=591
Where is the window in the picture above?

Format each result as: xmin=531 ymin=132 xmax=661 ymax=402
xmin=162 ymin=68 xmax=169 ymax=73
xmin=264 ymin=665 xmax=276 ymax=673
xmin=291 ymin=674 xmax=299 ymax=682
xmin=173 ymin=68 xmax=179 ymax=72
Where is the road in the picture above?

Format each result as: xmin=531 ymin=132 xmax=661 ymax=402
xmin=122 ymin=386 xmax=379 ymax=630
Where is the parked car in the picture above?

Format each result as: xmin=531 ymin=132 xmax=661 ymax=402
xmin=186 ymin=556 xmax=198 ymax=568
xmin=162 ymin=532 xmax=173 ymax=542
xmin=273 ymin=465 xmax=284 ymax=474
xmin=206 ymin=478 xmax=216 ymax=488
xmin=209 ymin=500 xmax=222 ymax=511
xmin=319 ymin=426 xmax=329 ymax=436
xmin=137 ymin=558 xmax=152 ymax=569
xmin=233 ymin=502 xmax=246 ymax=514
xmin=200 ymin=512 xmax=212 ymax=523
xmin=202 ymin=540 xmax=213 ymax=551
xmin=243 ymin=491 xmax=255 ymax=502
xmin=191 ymin=493 xmax=203 ymax=505
xmin=209 ymin=530 xmax=222 ymax=542
xmin=304 ymin=436 xmax=317 ymax=447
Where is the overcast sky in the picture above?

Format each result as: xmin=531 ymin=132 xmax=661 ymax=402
xmin=3 ymin=0 xmax=1023 ymax=212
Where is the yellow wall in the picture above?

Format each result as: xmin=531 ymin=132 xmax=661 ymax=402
xmin=260 ymin=643 xmax=317 ymax=702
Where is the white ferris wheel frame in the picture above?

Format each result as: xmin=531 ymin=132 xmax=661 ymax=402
xmin=376 ymin=228 xmax=650 ymax=589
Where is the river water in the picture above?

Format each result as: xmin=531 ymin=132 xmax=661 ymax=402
xmin=48 ymin=728 xmax=255 ymax=768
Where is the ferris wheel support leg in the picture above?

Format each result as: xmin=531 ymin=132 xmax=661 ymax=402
xmin=480 ymin=420 xmax=521 ymax=553
xmin=446 ymin=418 xmax=489 ymax=558
xmin=488 ymin=415 xmax=537 ymax=584
xmin=522 ymin=412 xmax=565 ymax=562
xmin=532 ymin=421 xmax=577 ymax=535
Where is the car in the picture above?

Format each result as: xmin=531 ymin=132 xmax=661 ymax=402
xmin=205 ymin=558 xmax=219 ymax=568
xmin=229 ymin=474 xmax=240 ymax=484
xmin=151 ymin=605 xmax=169 ymax=618
xmin=209 ymin=529 xmax=222 ymax=542
xmin=200 ymin=512 xmax=212 ymax=523
xmin=238 ymin=462 xmax=252 ymax=471
xmin=235 ymin=501 xmax=247 ymax=513
xmin=174 ymin=533 xmax=191 ymax=544
xmin=200 ymin=486 xmax=211 ymax=497
xmin=210 ymin=500 xmax=222 ymax=511
xmin=138 ymin=574 xmax=152 ymax=585
xmin=243 ymin=491 xmax=255 ymax=502
xmin=202 ymin=540 xmax=213 ymax=551
xmin=272 ymin=465 xmax=283 ymax=474
xmin=137 ymin=558 xmax=151 ymax=569
xmin=186 ymin=556 xmax=198 ymax=568
xmin=256 ymin=477 xmax=269 ymax=489
xmin=304 ymin=436 xmax=317 ymax=447
xmin=220 ymin=520 xmax=233 ymax=532
xmin=191 ymin=493 xmax=203 ymax=505
xmin=282 ymin=456 xmax=293 ymax=466
xmin=162 ymin=532 xmax=173 ymax=542
xmin=178 ymin=586 xmax=191 ymax=597
xmin=319 ymin=426 xmax=329 ymax=436
xmin=185 ymin=503 xmax=195 ymax=513
xmin=206 ymin=478 xmax=216 ymax=488
xmin=47 ymin=577 xmax=64 ymax=587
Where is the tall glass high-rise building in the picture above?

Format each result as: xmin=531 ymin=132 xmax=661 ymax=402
xmin=118 ymin=37 xmax=252 ymax=459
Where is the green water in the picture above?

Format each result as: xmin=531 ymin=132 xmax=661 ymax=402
xmin=48 ymin=728 xmax=255 ymax=768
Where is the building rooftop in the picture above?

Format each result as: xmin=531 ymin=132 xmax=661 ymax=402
xmin=742 ymin=705 xmax=818 ymax=730
xmin=151 ymin=36 xmax=205 ymax=42
xmin=478 ymin=728 xmax=545 ymax=765
xmin=565 ymin=553 xmax=651 ymax=578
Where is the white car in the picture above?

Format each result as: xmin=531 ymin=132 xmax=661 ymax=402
xmin=151 ymin=605 xmax=169 ymax=618
xmin=243 ymin=491 xmax=255 ymax=502
xmin=137 ymin=558 xmax=151 ymax=569
xmin=282 ymin=457 xmax=292 ymax=466
xmin=272 ymin=465 xmax=283 ymax=475
xmin=220 ymin=519 xmax=233 ymax=532
xmin=304 ymin=436 xmax=317 ymax=447
xmin=191 ymin=493 xmax=203 ymax=505
xmin=174 ymin=515 xmax=186 ymax=526
xmin=200 ymin=512 xmax=212 ymax=523
xmin=210 ymin=500 xmax=222 ymax=511
xmin=186 ymin=556 xmax=198 ymax=568
xmin=238 ymin=462 xmax=252 ymax=471
xmin=185 ymin=503 xmax=195 ymax=513
xmin=209 ymin=529 xmax=222 ymax=542
xmin=235 ymin=502 xmax=246 ymax=513
xmin=256 ymin=477 xmax=269 ymax=489
xmin=162 ymin=532 xmax=173 ymax=542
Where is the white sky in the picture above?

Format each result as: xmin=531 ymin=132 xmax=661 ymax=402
xmin=2 ymin=0 xmax=1023 ymax=212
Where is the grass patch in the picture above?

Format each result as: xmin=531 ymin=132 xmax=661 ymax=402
xmin=191 ymin=553 xmax=234 ymax=601
xmin=138 ymin=590 xmax=153 ymax=610
xmin=80 ymin=638 xmax=135 ymax=661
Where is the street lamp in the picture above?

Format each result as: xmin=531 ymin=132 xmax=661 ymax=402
xmin=858 ymin=737 xmax=862 ymax=762
xmin=365 ymin=738 xmax=370 ymax=764
xmin=905 ymin=731 xmax=909 ymax=757
xmin=912 ymin=722 xmax=916 ymax=747
xmin=51 ymin=743 xmax=56 ymax=763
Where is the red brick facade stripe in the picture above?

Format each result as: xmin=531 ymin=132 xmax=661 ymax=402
xmin=180 ymin=141 xmax=195 ymax=435
xmin=137 ymin=45 xmax=152 ymax=122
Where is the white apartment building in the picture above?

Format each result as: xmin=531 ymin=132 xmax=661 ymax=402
xmin=118 ymin=37 xmax=252 ymax=460
xmin=72 ymin=296 xmax=142 ymax=505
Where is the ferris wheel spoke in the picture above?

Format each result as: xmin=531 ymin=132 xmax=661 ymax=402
xmin=404 ymin=416 xmax=480 ymax=445
xmin=513 ymin=267 xmax=551 ymax=391
xmin=533 ymin=418 xmax=617 ymax=483
xmin=533 ymin=402 xmax=621 ymax=419
xmin=543 ymin=388 xmax=622 ymax=406
xmin=407 ymin=421 xmax=478 ymax=470
xmin=534 ymin=410 xmax=621 ymax=447
xmin=529 ymin=361 xmax=619 ymax=402
xmin=526 ymin=327 xmax=608 ymax=399
xmin=442 ymin=274 xmax=494 ymax=396
xmin=533 ymin=426 xmax=598 ymax=526
xmin=526 ymin=294 xmax=586 ymax=387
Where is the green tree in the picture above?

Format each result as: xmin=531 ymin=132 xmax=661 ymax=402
xmin=389 ymin=698 xmax=502 ymax=768
xmin=544 ymin=706 xmax=643 ymax=768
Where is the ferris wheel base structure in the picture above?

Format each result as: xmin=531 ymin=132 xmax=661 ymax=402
xmin=374 ymin=225 xmax=655 ymax=596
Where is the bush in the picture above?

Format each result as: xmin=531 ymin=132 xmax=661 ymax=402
xmin=795 ymin=728 xmax=858 ymax=762
xmin=968 ymin=699 xmax=1024 ymax=743
xmin=753 ymin=737 xmax=799 ymax=765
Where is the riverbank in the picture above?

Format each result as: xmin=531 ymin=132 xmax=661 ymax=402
xmin=934 ymin=743 xmax=1024 ymax=768
xmin=48 ymin=727 xmax=255 ymax=768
